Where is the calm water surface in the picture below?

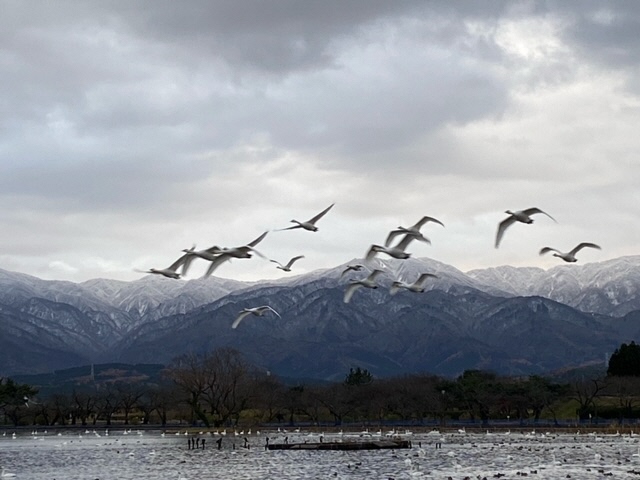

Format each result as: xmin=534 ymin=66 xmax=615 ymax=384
xmin=2 ymin=428 xmax=640 ymax=479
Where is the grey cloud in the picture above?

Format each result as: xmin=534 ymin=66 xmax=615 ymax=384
xmin=539 ymin=1 xmax=640 ymax=71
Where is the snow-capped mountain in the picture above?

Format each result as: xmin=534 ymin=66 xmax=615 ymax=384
xmin=1 ymin=256 xmax=640 ymax=378
xmin=467 ymin=255 xmax=640 ymax=316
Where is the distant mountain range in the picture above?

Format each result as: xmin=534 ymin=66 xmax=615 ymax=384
xmin=2 ymin=255 xmax=640 ymax=380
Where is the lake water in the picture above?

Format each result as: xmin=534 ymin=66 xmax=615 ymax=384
xmin=2 ymin=427 xmax=640 ymax=479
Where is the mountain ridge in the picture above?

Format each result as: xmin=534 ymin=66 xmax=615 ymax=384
xmin=1 ymin=256 xmax=639 ymax=379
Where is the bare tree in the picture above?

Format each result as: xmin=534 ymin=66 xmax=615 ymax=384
xmin=570 ymin=375 xmax=609 ymax=421
xmin=164 ymin=352 xmax=210 ymax=426
xmin=72 ymin=390 xmax=97 ymax=426
xmin=201 ymin=347 xmax=252 ymax=426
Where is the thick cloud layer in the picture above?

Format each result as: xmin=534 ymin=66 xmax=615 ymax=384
xmin=1 ymin=1 xmax=638 ymax=282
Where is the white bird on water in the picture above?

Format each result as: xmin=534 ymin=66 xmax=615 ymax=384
xmin=539 ymin=242 xmax=601 ymax=263
xmin=385 ymin=215 xmax=444 ymax=247
xmin=495 ymin=207 xmax=556 ymax=248
xmin=343 ymin=269 xmax=384 ymax=304
xmin=278 ymin=203 xmax=335 ymax=232
xmin=390 ymin=273 xmax=438 ymax=295
xmin=0 ymin=466 xmax=16 ymax=478
xmin=270 ymin=255 xmax=305 ymax=272
xmin=232 ymin=306 xmax=281 ymax=329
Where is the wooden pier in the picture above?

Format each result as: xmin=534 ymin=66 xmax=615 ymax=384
xmin=267 ymin=439 xmax=411 ymax=451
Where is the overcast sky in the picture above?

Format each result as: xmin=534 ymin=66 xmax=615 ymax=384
xmin=1 ymin=1 xmax=639 ymax=283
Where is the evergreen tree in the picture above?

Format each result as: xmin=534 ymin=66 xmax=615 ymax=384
xmin=608 ymin=341 xmax=640 ymax=376
xmin=344 ymin=367 xmax=373 ymax=386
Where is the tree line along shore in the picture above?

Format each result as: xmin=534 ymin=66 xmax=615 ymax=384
xmin=2 ymin=343 xmax=640 ymax=429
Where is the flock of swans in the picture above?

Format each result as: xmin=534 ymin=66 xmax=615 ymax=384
xmin=138 ymin=204 xmax=602 ymax=328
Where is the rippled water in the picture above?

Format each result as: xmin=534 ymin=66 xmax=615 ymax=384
xmin=2 ymin=428 xmax=640 ymax=479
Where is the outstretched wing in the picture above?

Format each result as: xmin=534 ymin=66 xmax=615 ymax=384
xmin=413 ymin=216 xmax=445 ymax=229
xmin=523 ymin=207 xmax=556 ymax=223
xmin=231 ymin=310 xmax=253 ymax=329
xmin=180 ymin=246 xmax=198 ymax=276
xmin=395 ymin=234 xmax=417 ymax=252
xmin=204 ymin=254 xmax=231 ymax=277
xmin=385 ymin=229 xmax=403 ymax=247
xmin=495 ymin=216 xmax=517 ymax=248
xmin=341 ymin=264 xmax=363 ymax=277
xmin=389 ymin=281 xmax=403 ymax=295
xmin=343 ymin=283 xmax=362 ymax=304
xmin=414 ymin=273 xmax=438 ymax=287
xmin=247 ymin=231 xmax=268 ymax=247
xmin=307 ymin=203 xmax=335 ymax=224
xmin=285 ymin=255 xmax=305 ymax=269
xmin=259 ymin=305 xmax=281 ymax=318
xmin=270 ymin=259 xmax=284 ymax=268
xmin=365 ymin=245 xmax=379 ymax=261
xmin=570 ymin=242 xmax=601 ymax=255
xmin=168 ymin=252 xmax=189 ymax=272
xmin=539 ymin=247 xmax=561 ymax=256
xmin=368 ymin=269 xmax=384 ymax=282
xmin=277 ymin=224 xmax=302 ymax=231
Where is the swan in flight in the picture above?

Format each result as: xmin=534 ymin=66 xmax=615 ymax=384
xmin=202 ymin=231 xmax=269 ymax=278
xmin=279 ymin=203 xmax=335 ymax=232
xmin=137 ymin=252 xmax=190 ymax=279
xmin=270 ymin=255 xmax=305 ymax=272
xmin=390 ymin=273 xmax=438 ymax=295
xmin=179 ymin=244 xmax=221 ymax=275
xmin=340 ymin=264 xmax=365 ymax=277
xmin=495 ymin=208 xmax=556 ymax=248
xmin=232 ymin=306 xmax=281 ymax=329
xmin=539 ymin=242 xmax=601 ymax=262
xmin=385 ymin=216 xmax=444 ymax=247
xmin=343 ymin=269 xmax=384 ymax=304
xmin=366 ymin=235 xmax=417 ymax=261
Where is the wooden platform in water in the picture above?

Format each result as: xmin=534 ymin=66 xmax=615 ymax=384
xmin=267 ymin=439 xmax=411 ymax=451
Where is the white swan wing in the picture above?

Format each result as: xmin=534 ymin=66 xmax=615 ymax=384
xmin=168 ymin=252 xmax=189 ymax=272
xmin=247 ymin=231 xmax=269 ymax=248
xmin=495 ymin=216 xmax=517 ymax=248
xmin=389 ymin=282 xmax=403 ymax=295
xmin=523 ymin=207 xmax=556 ymax=223
xmin=307 ymin=203 xmax=335 ymax=224
xmin=204 ymin=254 xmax=231 ymax=277
xmin=231 ymin=310 xmax=253 ymax=329
xmin=261 ymin=306 xmax=281 ymax=318
xmin=365 ymin=245 xmax=380 ymax=261
xmin=414 ymin=215 xmax=445 ymax=229
xmin=341 ymin=264 xmax=363 ymax=277
xmin=343 ymin=283 xmax=362 ymax=303
xmin=285 ymin=255 xmax=305 ymax=269
xmin=395 ymin=234 xmax=417 ymax=251
xmin=571 ymin=242 xmax=601 ymax=255
xmin=385 ymin=229 xmax=404 ymax=247
xmin=369 ymin=269 xmax=384 ymax=282
xmin=414 ymin=273 xmax=437 ymax=287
